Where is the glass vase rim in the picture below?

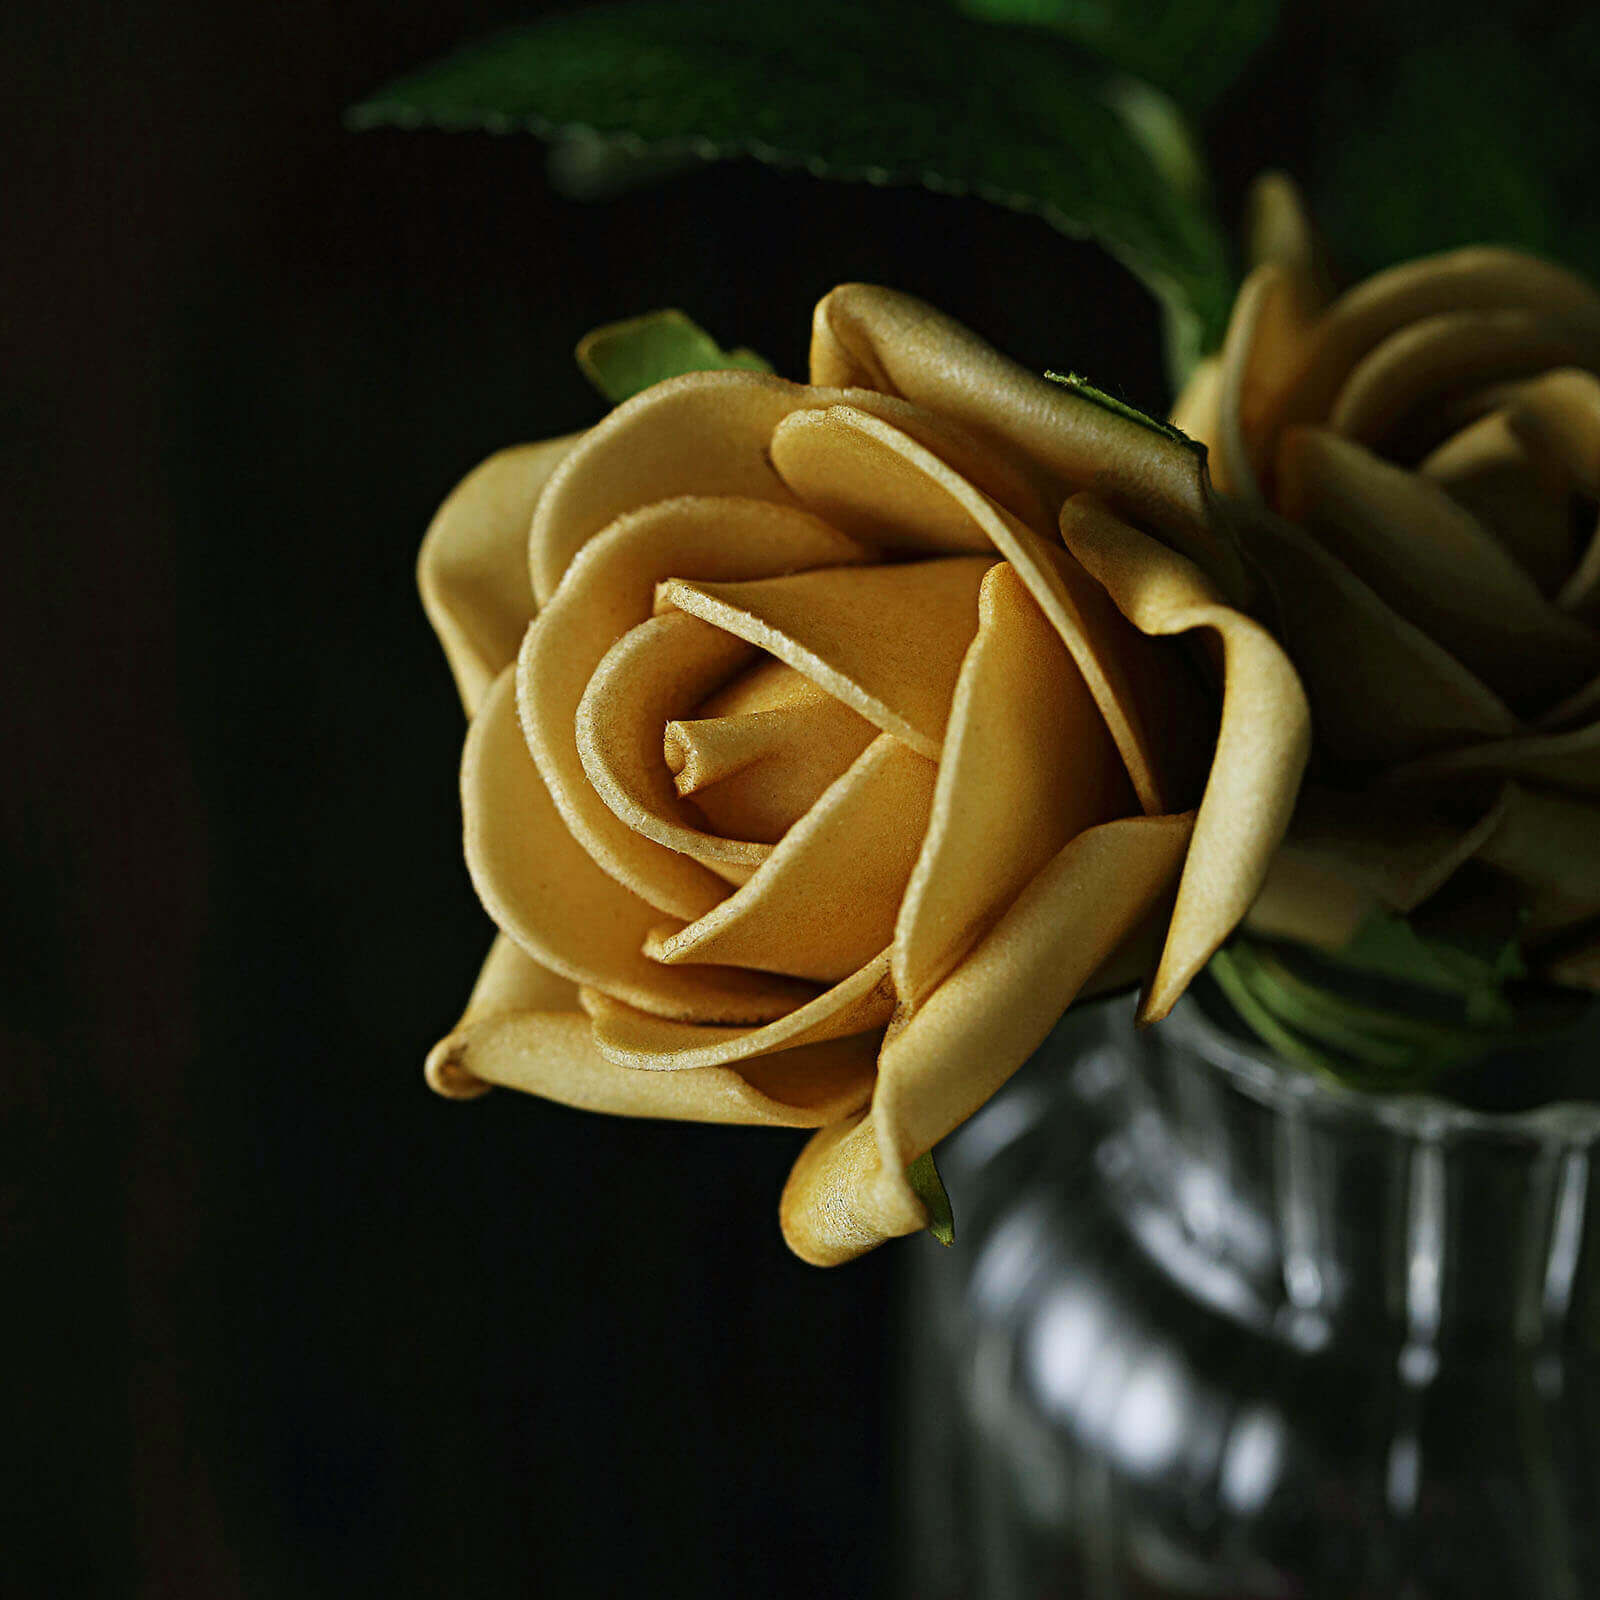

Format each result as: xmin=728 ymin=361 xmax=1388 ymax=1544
xmin=1147 ymin=989 xmax=1600 ymax=1148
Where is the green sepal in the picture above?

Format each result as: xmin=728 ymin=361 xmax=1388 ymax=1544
xmin=1044 ymin=369 xmax=1199 ymax=448
xmin=908 ymin=1149 xmax=956 ymax=1247
xmin=575 ymin=309 xmax=772 ymax=404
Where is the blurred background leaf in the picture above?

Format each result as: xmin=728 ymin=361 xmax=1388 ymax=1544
xmin=953 ymin=0 xmax=1281 ymax=114
xmin=349 ymin=0 xmax=1235 ymax=376
xmin=1310 ymin=4 xmax=1600 ymax=276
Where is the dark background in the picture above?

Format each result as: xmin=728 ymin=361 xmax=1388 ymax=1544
xmin=11 ymin=0 xmax=1577 ymax=1594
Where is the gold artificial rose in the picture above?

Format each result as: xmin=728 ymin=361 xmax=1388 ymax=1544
xmin=419 ymin=285 xmax=1309 ymax=1264
xmin=1178 ymin=177 xmax=1600 ymax=989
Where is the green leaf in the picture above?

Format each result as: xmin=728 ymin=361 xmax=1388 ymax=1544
xmin=907 ymin=1149 xmax=956 ymax=1246
xmin=953 ymin=0 xmax=1281 ymax=112
xmin=348 ymin=0 xmax=1235 ymax=372
xmin=576 ymin=309 xmax=771 ymax=403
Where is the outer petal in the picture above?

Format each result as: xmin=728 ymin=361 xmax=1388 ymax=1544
xmin=780 ymin=812 xmax=1195 ymax=1266
xmin=426 ymin=936 xmax=862 ymax=1125
xmin=809 ymin=284 xmax=1234 ymax=572
xmin=418 ymin=434 xmax=582 ymax=713
xmin=426 ymin=933 xmax=580 ymax=1099
xmin=1210 ymin=262 xmax=1319 ymax=502
xmin=1245 ymin=172 xmax=1334 ymax=303
xmin=1190 ymin=175 xmax=1331 ymax=503
xmin=528 ymin=372 xmax=810 ymax=604
xmin=892 ymin=560 xmax=1129 ymax=1009
xmin=582 ymin=953 xmax=893 ymax=1069
xmin=431 ymin=1018 xmax=870 ymax=1127
xmin=1059 ymin=496 xmax=1311 ymax=1020
xmin=464 ymin=666 xmax=815 ymax=1022
xmin=1170 ymin=355 xmax=1223 ymax=448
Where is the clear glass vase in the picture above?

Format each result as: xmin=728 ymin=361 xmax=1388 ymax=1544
xmin=902 ymin=990 xmax=1600 ymax=1599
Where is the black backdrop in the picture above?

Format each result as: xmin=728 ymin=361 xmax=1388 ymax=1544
xmin=2 ymin=2 xmax=1329 ymax=1595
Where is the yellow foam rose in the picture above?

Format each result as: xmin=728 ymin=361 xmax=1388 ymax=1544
xmin=420 ymin=285 xmax=1309 ymax=1263
xmin=1180 ymin=178 xmax=1600 ymax=989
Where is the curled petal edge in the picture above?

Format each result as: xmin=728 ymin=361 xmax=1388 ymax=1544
xmin=782 ymin=810 xmax=1195 ymax=1266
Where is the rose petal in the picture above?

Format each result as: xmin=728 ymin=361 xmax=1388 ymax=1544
xmin=418 ymin=435 xmax=582 ymax=713
xmin=1505 ymin=369 xmax=1600 ymax=497
xmin=1244 ymin=855 xmax=1378 ymax=951
xmin=1476 ymin=783 xmax=1600 ymax=940
xmin=780 ymin=1112 xmax=930 ymax=1268
xmin=1277 ymin=426 xmax=1600 ymax=709
xmin=1246 ymin=172 xmax=1333 ymax=300
xmin=429 ymin=1010 xmax=866 ymax=1128
xmin=763 ymin=404 xmax=1191 ymax=815
xmin=1170 ymin=355 xmax=1223 ymax=447
xmin=1503 ymin=369 xmax=1600 ymax=616
xmin=1226 ymin=500 xmax=1519 ymax=760
xmin=809 ymin=284 xmax=1220 ymax=556
xmin=779 ymin=811 xmax=1195 ymax=1266
xmin=1059 ymin=496 xmax=1310 ymax=1020
xmin=647 ymin=734 xmax=937 ymax=982
xmin=1326 ymin=310 xmax=1600 ymax=450
xmin=1211 ymin=262 xmax=1319 ymax=502
xmin=425 ymin=933 xmax=582 ymax=1099
xmin=528 ymin=372 xmax=818 ymax=604
xmin=665 ymin=663 xmax=879 ymax=845
xmin=1265 ymin=249 xmax=1600 ymax=438
xmin=577 ymin=610 xmax=769 ymax=868
xmin=465 ymin=666 xmax=815 ymax=1022
xmin=656 ymin=556 xmax=994 ymax=759
xmin=893 ymin=561 xmax=1130 ymax=1009
xmin=1392 ymin=719 xmax=1600 ymax=797
xmin=582 ymin=952 xmax=893 ymax=1069
xmin=519 ymin=496 xmax=867 ymax=920
xmin=1419 ymin=412 xmax=1576 ymax=596
xmin=1255 ymin=781 xmax=1512 ymax=914
xmin=769 ymin=402 xmax=1032 ymax=553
